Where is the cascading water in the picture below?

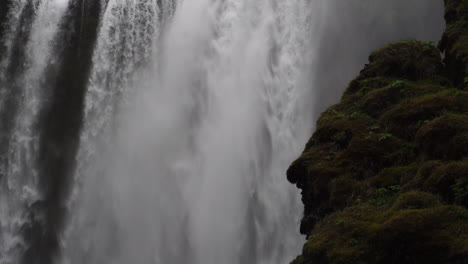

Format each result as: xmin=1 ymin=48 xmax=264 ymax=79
xmin=0 ymin=0 xmax=69 ymax=262
xmin=62 ymin=0 xmax=310 ymax=263
xmin=0 ymin=0 xmax=445 ymax=263
xmin=0 ymin=0 xmax=29 ymax=85
xmin=62 ymin=2 xmax=168 ymax=262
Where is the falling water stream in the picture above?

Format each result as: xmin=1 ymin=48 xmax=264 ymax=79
xmin=62 ymin=1 xmax=310 ymax=263
xmin=0 ymin=0 xmax=69 ymax=262
xmin=0 ymin=0 xmax=444 ymax=263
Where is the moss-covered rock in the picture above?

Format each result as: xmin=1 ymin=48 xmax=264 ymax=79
xmin=291 ymin=198 xmax=468 ymax=264
xmin=288 ymin=2 xmax=468 ymax=262
xmin=382 ymin=90 xmax=468 ymax=140
xmin=363 ymin=40 xmax=443 ymax=81
xmin=416 ymin=114 xmax=468 ymax=160
xmin=440 ymin=0 xmax=468 ymax=86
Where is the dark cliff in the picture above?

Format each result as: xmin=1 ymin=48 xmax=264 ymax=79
xmin=288 ymin=1 xmax=468 ymax=263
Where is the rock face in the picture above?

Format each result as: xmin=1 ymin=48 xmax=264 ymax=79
xmin=288 ymin=1 xmax=468 ymax=263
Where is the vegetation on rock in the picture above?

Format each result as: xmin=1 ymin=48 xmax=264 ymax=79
xmin=288 ymin=1 xmax=468 ymax=263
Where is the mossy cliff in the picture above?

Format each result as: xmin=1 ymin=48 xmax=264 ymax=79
xmin=287 ymin=1 xmax=468 ymax=263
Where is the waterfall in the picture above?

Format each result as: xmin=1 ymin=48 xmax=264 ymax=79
xmin=0 ymin=0 xmax=69 ymax=263
xmin=0 ymin=0 xmax=445 ymax=263
xmin=61 ymin=0 xmax=310 ymax=263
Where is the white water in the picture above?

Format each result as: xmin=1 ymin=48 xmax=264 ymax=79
xmin=0 ymin=0 xmax=69 ymax=263
xmin=0 ymin=0 xmax=28 ymax=107
xmin=62 ymin=0 xmax=312 ymax=263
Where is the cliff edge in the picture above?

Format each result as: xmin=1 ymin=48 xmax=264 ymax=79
xmin=288 ymin=1 xmax=468 ymax=263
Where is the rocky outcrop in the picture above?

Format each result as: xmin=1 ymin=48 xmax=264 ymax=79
xmin=441 ymin=0 xmax=468 ymax=86
xmin=288 ymin=1 xmax=468 ymax=263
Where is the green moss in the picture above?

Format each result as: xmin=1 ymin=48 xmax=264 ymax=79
xmin=370 ymin=164 xmax=419 ymax=188
xmin=441 ymin=0 xmax=468 ymax=86
xmin=372 ymin=185 xmax=401 ymax=206
xmin=288 ymin=4 xmax=468 ymax=263
xmin=297 ymin=200 xmax=468 ymax=264
xmin=345 ymin=76 xmax=392 ymax=96
xmin=362 ymin=81 xmax=444 ymax=117
xmin=381 ymin=90 xmax=468 ymax=139
xmin=308 ymin=109 xmax=375 ymax=151
xmin=416 ymin=113 xmax=468 ymax=159
xmin=358 ymin=132 xmax=414 ymax=164
xmin=389 ymin=191 xmax=440 ymax=210
xmin=444 ymin=20 xmax=468 ymax=44
xmin=453 ymin=177 xmax=468 ymax=207
xmin=363 ymin=40 xmax=443 ymax=81
xmin=421 ymin=161 xmax=468 ymax=205
xmin=329 ymin=177 xmax=365 ymax=210
xmin=445 ymin=0 xmax=468 ymax=24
